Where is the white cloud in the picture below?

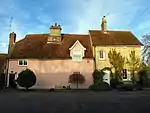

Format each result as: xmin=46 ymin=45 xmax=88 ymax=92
xmin=0 ymin=0 xmax=149 ymax=53
xmin=69 ymin=0 xmax=145 ymax=33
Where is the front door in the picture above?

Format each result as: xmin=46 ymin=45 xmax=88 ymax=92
xmin=9 ymin=72 xmax=16 ymax=88
xmin=103 ymin=70 xmax=110 ymax=85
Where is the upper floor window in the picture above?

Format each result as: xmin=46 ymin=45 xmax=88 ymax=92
xmin=18 ymin=60 xmax=27 ymax=66
xmin=72 ymin=50 xmax=82 ymax=61
xmin=99 ymin=50 xmax=105 ymax=60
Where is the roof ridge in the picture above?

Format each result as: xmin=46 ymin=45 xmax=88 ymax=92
xmin=89 ymin=30 xmax=131 ymax=32
xmin=63 ymin=33 xmax=88 ymax=36
xmin=26 ymin=33 xmax=48 ymax=36
xmin=26 ymin=33 xmax=89 ymax=36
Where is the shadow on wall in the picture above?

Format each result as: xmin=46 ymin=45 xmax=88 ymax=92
xmin=29 ymin=71 xmax=93 ymax=89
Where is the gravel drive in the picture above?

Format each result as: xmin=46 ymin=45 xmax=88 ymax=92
xmin=0 ymin=91 xmax=150 ymax=113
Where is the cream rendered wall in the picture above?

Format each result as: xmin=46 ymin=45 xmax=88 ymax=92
xmin=94 ymin=46 xmax=142 ymax=70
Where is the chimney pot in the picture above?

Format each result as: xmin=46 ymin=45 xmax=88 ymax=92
xmin=8 ymin=32 xmax=16 ymax=53
xmin=101 ymin=16 xmax=107 ymax=32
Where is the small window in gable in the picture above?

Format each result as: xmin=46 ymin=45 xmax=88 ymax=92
xmin=99 ymin=50 xmax=105 ymax=60
xmin=18 ymin=60 xmax=28 ymax=66
xmin=72 ymin=51 xmax=83 ymax=61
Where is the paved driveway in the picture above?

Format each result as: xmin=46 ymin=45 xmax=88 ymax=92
xmin=0 ymin=91 xmax=150 ymax=113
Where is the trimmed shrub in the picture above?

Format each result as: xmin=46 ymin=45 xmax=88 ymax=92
xmin=17 ymin=69 xmax=36 ymax=90
xmin=89 ymin=82 xmax=112 ymax=91
xmin=92 ymin=69 xmax=105 ymax=84
xmin=69 ymin=72 xmax=85 ymax=89
xmin=110 ymin=78 xmax=123 ymax=89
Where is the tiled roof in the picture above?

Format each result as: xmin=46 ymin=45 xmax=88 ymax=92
xmin=89 ymin=30 xmax=143 ymax=46
xmin=8 ymin=34 xmax=93 ymax=59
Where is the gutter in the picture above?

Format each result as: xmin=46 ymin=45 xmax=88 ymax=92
xmin=88 ymin=31 xmax=96 ymax=71
xmin=93 ymin=46 xmax=97 ymax=70
xmin=5 ymin=57 xmax=9 ymax=87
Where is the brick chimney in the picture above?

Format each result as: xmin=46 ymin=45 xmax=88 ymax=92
xmin=8 ymin=32 xmax=16 ymax=53
xmin=47 ymin=23 xmax=62 ymax=43
xmin=101 ymin=16 xmax=107 ymax=33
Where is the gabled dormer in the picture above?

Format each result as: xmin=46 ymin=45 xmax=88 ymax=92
xmin=47 ymin=23 xmax=62 ymax=43
xmin=69 ymin=40 xmax=86 ymax=61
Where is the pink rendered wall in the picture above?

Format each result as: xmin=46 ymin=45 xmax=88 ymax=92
xmin=8 ymin=59 xmax=94 ymax=89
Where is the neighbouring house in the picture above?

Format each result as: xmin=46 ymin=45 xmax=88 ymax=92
xmin=0 ymin=54 xmax=7 ymax=73
xmin=0 ymin=54 xmax=7 ymax=86
xmin=90 ymin=16 xmax=143 ymax=81
xmin=7 ymin=23 xmax=94 ymax=89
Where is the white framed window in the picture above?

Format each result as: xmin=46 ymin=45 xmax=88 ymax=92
xmin=99 ymin=50 xmax=105 ymax=60
xmin=18 ymin=60 xmax=28 ymax=66
xmin=72 ymin=50 xmax=83 ymax=61
xmin=122 ymin=69 xmax=127 ymax=79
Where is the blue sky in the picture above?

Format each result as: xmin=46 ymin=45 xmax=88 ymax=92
xmin=0 ymin=0 xmax=150 ymax=53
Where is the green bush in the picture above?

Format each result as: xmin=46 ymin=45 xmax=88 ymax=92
xmin=17 ymin=69 xmax=36 ymax=90
xmin=92 ymin=69 xmax=105 ymax=84
xmin=117 ymin=84 xmax=143 ymax=91
xmin=137 ymin=69 xmax=150 ymax=87
xmin=89 ymin=82 xmax=112 ymax=91
xmin=110 ymin=78 xmax=123 ymax=89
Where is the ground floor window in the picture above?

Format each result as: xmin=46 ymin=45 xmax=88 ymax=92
xmin=18 ymin=60 xmax=28 ymax=66
xmin=122 ymin=69 xmax=127 ymax=79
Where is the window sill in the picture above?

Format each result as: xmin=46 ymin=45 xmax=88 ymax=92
xmin=98 ymin=58 xmax=106 ymax=61
xmin=18 ymin=65 xmax=28 ymax=67
xmin=72 ymin=60 xmax=82 ymax=62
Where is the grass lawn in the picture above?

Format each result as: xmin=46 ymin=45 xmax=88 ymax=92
xmin=0 ymin=90 xmax=150 ymax=113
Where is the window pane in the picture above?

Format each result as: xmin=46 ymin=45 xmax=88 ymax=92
xmin=24 ymin=60 xmax=27 ymax=65
xmin=73 ymin=55 xmax=82 ymax=61
xmin=99 ymin=50 xmax=104 ymax=58
xmin=123 ymin=69 xmax=127 ymax=79
xmin=19 ymin=60 xmax=23 ymax=65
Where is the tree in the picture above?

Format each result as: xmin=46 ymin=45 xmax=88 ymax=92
xmin=17 ymin=69 xmax=36 ymax=90
xmin=137 ymin=70 xmax=147 ymax=86
xmin=108 ymin=49 xmax=125 ymax=79
xmin=142 ymin=34 xmax=150 ymax=64
xmin=138 ymin=64 xmax=150 ymax=87
xmin=126 ymin=50 xmax=140 ymax=83
xmin=69 ymin=72 xmax=85 ymax=89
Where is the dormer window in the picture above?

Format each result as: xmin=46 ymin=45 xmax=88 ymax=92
xmin=72 ymin=50 xmax=82 ymax=61
xmin=99 ymin=50 xmax=105 ymax=60
xmin=69 ymin=40 xmax=86 ymax=62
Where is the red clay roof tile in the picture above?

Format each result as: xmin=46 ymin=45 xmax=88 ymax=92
xmin=89 ymin=30 xmax=143 ymax=46
xmin=9 ymin=34 xmax=93 ymax=59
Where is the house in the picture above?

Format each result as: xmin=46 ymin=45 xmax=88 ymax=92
xmin=0 ymin=54 xmax=7 ymax=73
xmin=7 ymin=23 xmax=94 ymax=89
xmin=6 ymin=16 xmax=143 ymax=89
xmin=90 ymin=16 xmax=143 ymax=81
